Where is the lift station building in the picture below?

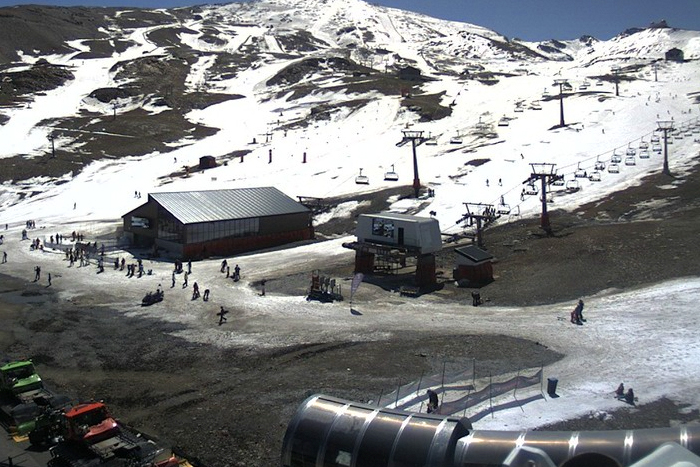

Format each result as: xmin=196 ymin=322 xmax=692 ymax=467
xmin=122 ymin=187 xmax=313 ymax=259
xmin=343 ymin=212 xmax=442 ymax=287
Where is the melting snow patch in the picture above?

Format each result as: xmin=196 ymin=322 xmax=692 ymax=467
xmin=314 ymin=200 xmax=369 ymax=225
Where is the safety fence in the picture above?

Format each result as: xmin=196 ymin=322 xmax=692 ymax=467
xmin=376 ymin=364 xmax=544 ymax=420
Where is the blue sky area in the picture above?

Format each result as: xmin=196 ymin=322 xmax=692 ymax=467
xmin=1 ymin=0 xmax=699 ymax=41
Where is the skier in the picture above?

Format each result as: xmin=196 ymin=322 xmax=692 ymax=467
xmin=234 ymin=264 xmax=240 ymax=281
xmin=625 ymin=388 xmax=635 ymax=405
xmin=203 ymin=289 xmax=210 ymax=301
xmin=1 ymin=251 xmax=6 ymax=263
xmin=182 ymin=271 xmax=189 ymax=288
xmin=192 ymin=282 xmax=200 ymax=300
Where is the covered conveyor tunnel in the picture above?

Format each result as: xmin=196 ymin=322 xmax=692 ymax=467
xmin=281 ymin=394 xmax=472 ymax=467
xmin=281 ymin=394 xmax=700 ymax=467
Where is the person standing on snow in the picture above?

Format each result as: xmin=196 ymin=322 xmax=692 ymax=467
xmin=574 ymin=299 xmax=585 ymax=323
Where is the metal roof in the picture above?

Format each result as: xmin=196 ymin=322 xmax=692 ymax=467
xmin=150 ymin=187 xmax=309 ymax=225
xmin=455 ymin=245 xmax=493 ymax=263
xmin=361 ymin=212 xmax=436 ymax=223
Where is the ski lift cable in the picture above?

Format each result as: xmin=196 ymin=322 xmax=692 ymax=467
xmin=556 ymin=114 xmax=694 ymax=173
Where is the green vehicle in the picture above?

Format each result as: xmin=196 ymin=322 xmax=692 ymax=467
xmin=0 ymin=359 xmax=67 ymax=438
xmin=0 ymin=360 xmax=44 ymax=397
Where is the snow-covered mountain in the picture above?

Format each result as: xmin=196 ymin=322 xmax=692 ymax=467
xmin=0 ymin=0 xmax=699 ymax=233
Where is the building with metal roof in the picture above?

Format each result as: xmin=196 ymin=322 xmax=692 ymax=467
xmin=122 ymin=187 xmax=313 ymax=259
xmin=453 ymin=244 xmax=493 ymax=285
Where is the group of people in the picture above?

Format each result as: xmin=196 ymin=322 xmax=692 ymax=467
xmin=29 ymin=238 xmax=43 ymax=251
xmin=19 ymin=221 xmax=233 ymax=326
xmin=65 ymin=247 xmax=90 ymax=267
xmin=615 ymin=383 xmax=635 ymax=405
xmin=220 ymin=259 xmax=241 ymax=281
xmin=190 ymin=281 xmax=210 ymax=301
xmin=570 ymin=299 xmax=585 ymax=325
xmin=49 ymin=233 xmax=68 ymax=244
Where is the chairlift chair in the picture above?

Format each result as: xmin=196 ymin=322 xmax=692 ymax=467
xmin=449 ymin=135 xmax=463 ymax=144
xmin=624 ymin=156 xmax=636 ymax=166
xmin=588 ymin=171 xmax=602 ymax=182
xmin=594 ymin=161 xmax=606 ymax=171
xmin=514 ymin=106 xmax=524 ymax=113
xmin=652 ymin=143 xmax=662 ymax=153
xmin=498 ymin=116 xmax=509 ymax=127
xmin=651 ymin=135 xmax=660 ymax=143
xmin=530 ymin=101 xmax=542 ymax=110
xmin=565 ymin=180 xmax=580 ymax=193
xmin=639 ymin=141 xmax=649 ymax=149
xmin=574 ymin=167 xmax=587 ymax=178
xmin=524 ymin=184 xmax=538 ymax=196
xmin=608 ymin=163 xmax=620 ymax=173
xmin=611 ymin=153 xmax=622 ymax=163
xmin=383 ymin=165 xmax=399 ymax=181
xmin=639 ymin=149 xmax=650 ymax=159
xmin=552 ymin=177 xmax=565 ymax=187
xmin=626 ymin=147 xmax=636 ymax=156
xmin=355 ymin=168 xmax=369 ymax=185
xmin=497 ymin=202 xmax=511 ymax=215
xmin=425 ymin=138 xmax=438 ymax=146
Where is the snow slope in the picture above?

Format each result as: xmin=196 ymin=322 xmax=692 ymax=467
xmin=0 ymin=0 xmax=699 ymax=433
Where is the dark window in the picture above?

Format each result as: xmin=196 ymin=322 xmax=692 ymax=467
xmin=371 ymin=219 xmax=394 ymax=238
xmin=186 ymin=218 xmax=260 ymax=243
xmin=157 ymin=208 xmax=183 ymax=242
